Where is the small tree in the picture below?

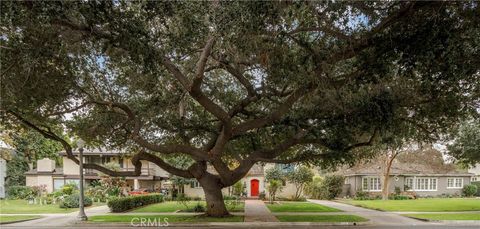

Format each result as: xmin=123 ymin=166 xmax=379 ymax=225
xmin=321 ymin=175 xmax=344 ymax=200
xmin=265 ymin=166 xmax=286 ymax=183
xmin=232 ymin=181 xmax=244 ymax=197
xmin=266 ymin=180 xmax=283 ymax=203
xmin=305 ymin=176 xmax=324 ymax=199
xmin=287 ymin=166 xmax=314 ymax=200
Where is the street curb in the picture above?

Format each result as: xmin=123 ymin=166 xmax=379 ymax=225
xmin=0 ymin=217 xmax=42 ymax=225
xmin=404 ymin=216 xmax=480 ymax=225
xmin=76 ymin=221 xmax=369 ymax=227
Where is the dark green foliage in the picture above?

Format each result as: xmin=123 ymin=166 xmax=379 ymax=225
xmin=354 ymin=190 xmax=370 ymax=200
xmin=306 ymin=175 xmax=344 ymax=200
xmin=5 ymin=156 xmax=29 ymax=187
xmin=462 ymin=184 xmax=478 ymax=197
xmin=107 ymin=194 xmax=164 ymax=212
xmin=470 ymin=182 xmax=480 ymax=196
xmin=192 ymin=202 xmax=205 ymax=212
xmin=390 ymin=195 xmax=411 ymax=200
xmin=448 ymin=121 xmax=480 ymax=166
xmin=59 ymin=194 xmax=92 ymax=208
xmin=265 ymin=166 xmax=286 ymax=182
xmin=321 ymin=175 xmax=345 ymax=200
xmin=6 ymin=186 xmax=35 ymax=199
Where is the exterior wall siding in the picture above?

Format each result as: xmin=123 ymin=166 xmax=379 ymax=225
xmin=345 ymin=175 xmax=472 ymax=197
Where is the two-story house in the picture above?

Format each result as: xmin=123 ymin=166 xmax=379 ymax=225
xmin=25 ymin=148 xmax=307 ymax=199
xmin=25 ymin=148 xmax=169 ymax=193
xmin=183 ymin=163 xmax=300 ymax=199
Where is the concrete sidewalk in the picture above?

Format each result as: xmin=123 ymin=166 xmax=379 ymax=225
xmin=4 ymin=205 xmax=110 ymax=227
xmin=244 ymin=199 xmax=278 ymax=222
xmin=307 ymin=199 xmax=434 ymax=226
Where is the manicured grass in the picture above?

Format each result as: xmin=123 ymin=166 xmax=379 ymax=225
xmin=266 ymin=201 xmax=341 ymax=212
xmin=342 ymin=198 xmax=480 ymax=212
xmin=132 ymin=201 xmax=244 ymax=213
xmin=276 ymin=214 xmax=368 ymax=222
xmin=90 ymin=214 xmax=243 ymax=223
xmin=404 ymin=213 xmax=480 ymax=221
xmin=0 ymin=215 xmax=41 ymax=224
xmin=0 ymin=199 xmax=106 ymax=214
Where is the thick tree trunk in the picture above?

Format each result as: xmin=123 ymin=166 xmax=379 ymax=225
xmin=199 ymin=174 xmax=230 ymax=217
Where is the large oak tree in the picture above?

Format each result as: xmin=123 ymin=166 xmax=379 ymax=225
xmin=1 ymin=1 xmax=479 ymax=216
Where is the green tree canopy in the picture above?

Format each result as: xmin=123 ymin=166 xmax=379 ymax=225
xmin=1 ymin=1 xmax=479 ymax=216
xmin=447 ymin=121 xmax=480 ymax=167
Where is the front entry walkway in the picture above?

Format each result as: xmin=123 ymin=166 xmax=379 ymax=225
xmin=244 ymin=199 xmax=278 ymax=222
xmin=308 ymin=199 xmax=434 ymax=226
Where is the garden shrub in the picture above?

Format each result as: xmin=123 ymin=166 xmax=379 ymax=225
xmin=354 ymin=190 xmax=369 ymax=200
xmin=223 ymin=195 xmax=238 ymax=200
xmin=192 ymin=202 xmax=205 ymax=212
xmin=59 ymin=194 xmax=93 ymax=208
xmin=192 ymin=196 xmax=202 ymax=201
xmin=258 ymin=191 xmax=266 ymax=200
xmin=107 ymin=194 xmax=164 ymax=212
xmin=389 ymin=195 xmax=410 ymax=200
xmin=321 ymin=175 xmax=344 ymax=199
xmin=6 ymin=186 xmax=35 ymax=199
xmin=462 ymin=184 xmax=478 ymax=197
xmin=305 ymin=175 xmax=344 ymax=200
xmin=471 ymin=181 xmax=480 ymax=196
xmin=61 ymin=182 xmax=78 ymax=195
xmin=224 ymin=196 xmax=239 ymax=211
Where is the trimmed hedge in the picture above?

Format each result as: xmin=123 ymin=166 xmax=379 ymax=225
xmin=107 ymin=194 xmax=163 ymax=212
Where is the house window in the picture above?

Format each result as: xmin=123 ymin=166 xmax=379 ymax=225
xmin=362 ymin=177 xmax=368 ymax=190
xmin=472 ymin=177 xmax=478 ymax=182
xmin=190 ymin=180 xmax=201 ymax=188
xmin=415 ymin=178 xmax=437 ymax=191
xmin=447 ymin=178 xmax=463 ymax=188
xmin=65 ymin=179 xmax=80 ymax=188
xmin=405 ymin=178 xmax=414 ymax=191
xmin=362 ymin=177 xmax=381 ymax=191
xmin=53 ymin=178 xmax=65 ymax=191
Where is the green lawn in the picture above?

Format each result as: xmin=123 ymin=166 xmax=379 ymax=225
xmin=342 ymin=198 xmax=480 ymax=212
xmin=0 ymin=199 xmax=106 ymax=214
xmin=90 ymin=214 xmax=243 ymax=223
xmin=276 ymin=215 xmax=368 ymax=222
xmin=132 ymin=201 xmax=244 ymax=213
xmin=404 ymin=213 xmax=480 ymax=221
xmin=266 ymin=201 xmax=341 ymax=212
xmin=0 ymin=215 xmax=41 ymax=224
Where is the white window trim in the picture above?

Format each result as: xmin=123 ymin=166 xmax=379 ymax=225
xmin=406 ymin=177 xmax=438 ymax=192
xmin=446 ymin=178 xmax=463 ymax=189
xmin=362 ymin=176 xmax=382 ymax=192
xmin=405 ymin=177 xmax=414 ymax=191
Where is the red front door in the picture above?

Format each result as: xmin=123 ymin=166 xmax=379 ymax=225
xmin=250 ymin=179 xmax=259 ymax=196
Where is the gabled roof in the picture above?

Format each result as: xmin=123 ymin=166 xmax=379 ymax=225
xmin=341 ymin=148 xmax=473 ymax=177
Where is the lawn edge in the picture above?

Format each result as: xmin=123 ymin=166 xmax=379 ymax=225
xmin=0 ymin=216 xmax=42 ymax=225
